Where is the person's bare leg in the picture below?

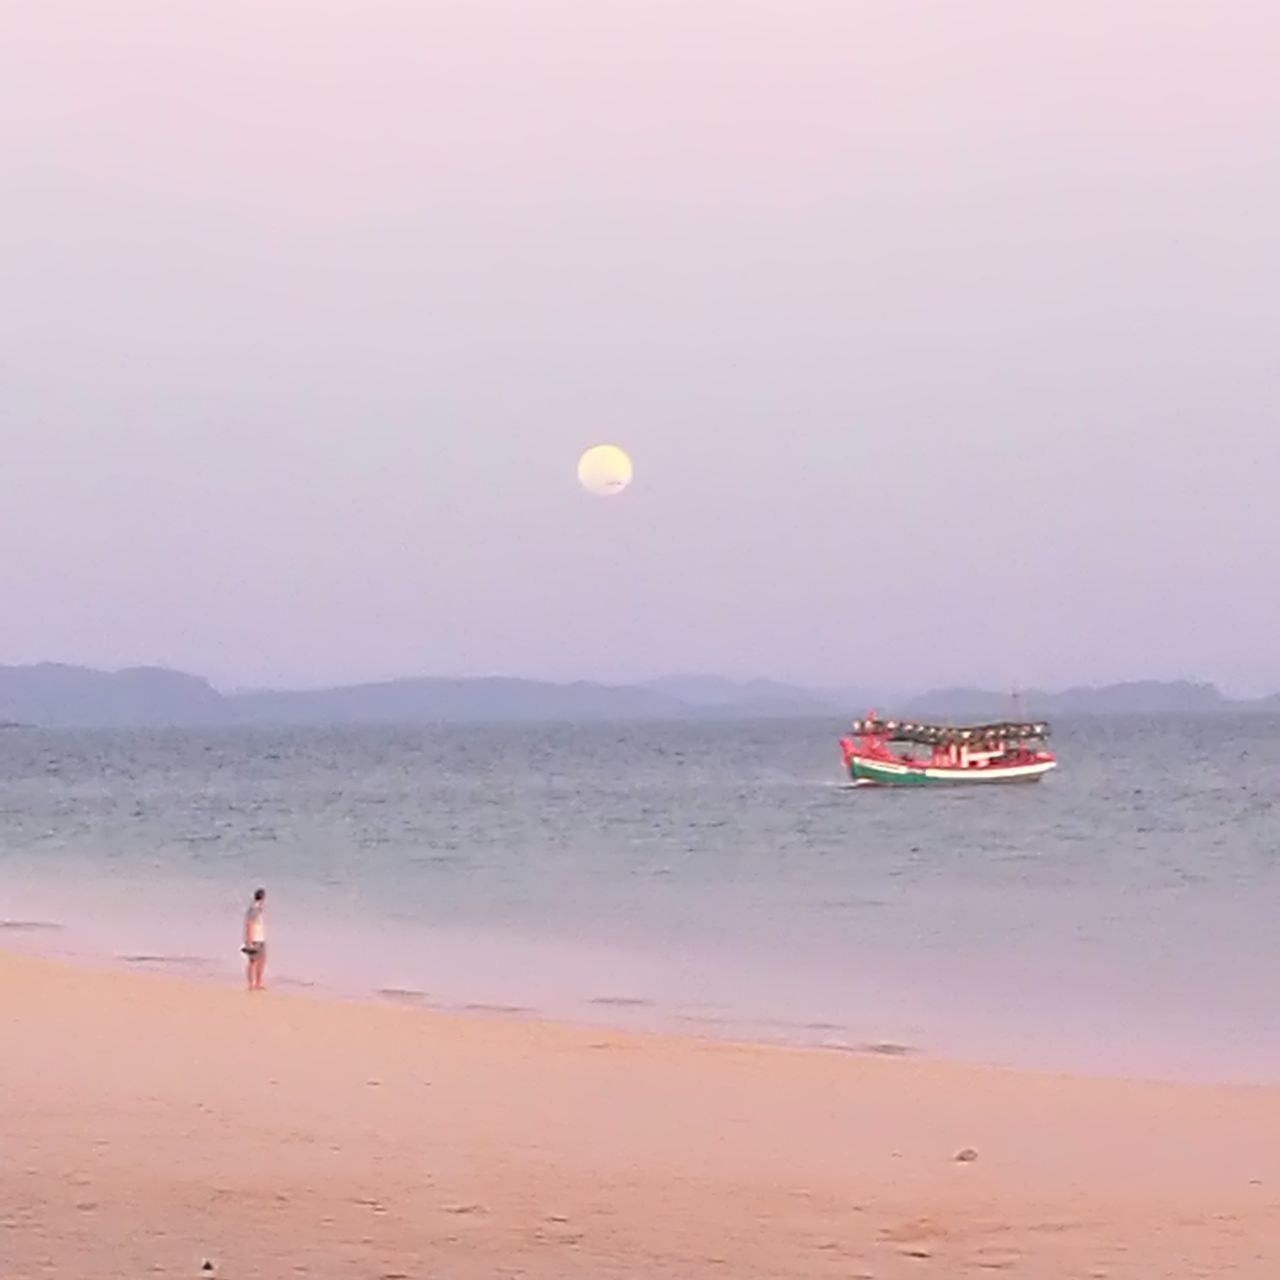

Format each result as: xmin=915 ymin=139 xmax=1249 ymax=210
xmin=245 ymin=952 xmax=255 ymax=990
xmin=252 ymin=949 xmax=266 ymax=990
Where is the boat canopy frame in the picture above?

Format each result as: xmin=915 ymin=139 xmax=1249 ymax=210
xmin=850 ymin=717 xmax=1050 ymax=746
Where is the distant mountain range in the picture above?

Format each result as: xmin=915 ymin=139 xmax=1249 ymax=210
xmin=0 ymin=664 xmax=1276 ymax=729
xmin=642 ymin=675 xmax=850 ymax=719
xmin=901 ymin=680 xmax=1235 ymax=719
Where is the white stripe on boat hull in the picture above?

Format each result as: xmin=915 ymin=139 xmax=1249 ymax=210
xmin=849 ymin=757 xmax=1056 ymax=786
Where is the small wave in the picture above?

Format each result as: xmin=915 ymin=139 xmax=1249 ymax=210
xmin=587 ymin=996 xmax=652 ymax=1009
xmin=377 ymin=986 xmax=432 ymax=1005
xmin=752 ymin=1018 xmax=846 ymax=1034
xmin=676 ymin=1013 xmax=733 ymax=1027
xmin=0 ymin=919 xmax=63 ymax=932
xmin=460 ymin=1002 xmax=534 ymax=1016
xmin=119 ymin=954 xmax=212 ymax=970
xmin=821 ymin=1039 xmax=919 ymax=1057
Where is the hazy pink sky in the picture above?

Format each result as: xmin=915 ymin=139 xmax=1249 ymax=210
xmin=2 ymin=2 xmax=1277 ymax=692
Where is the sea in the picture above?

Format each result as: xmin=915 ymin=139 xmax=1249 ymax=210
xmin=1 ymin=715 xmax=1277 ymax=1084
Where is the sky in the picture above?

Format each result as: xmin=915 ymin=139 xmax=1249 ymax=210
xmin=2 ymin=1 xmax=1277 ymax=694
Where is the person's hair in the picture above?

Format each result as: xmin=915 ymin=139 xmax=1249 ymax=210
xmin=253 ymin=887 xmax=265 ymax=901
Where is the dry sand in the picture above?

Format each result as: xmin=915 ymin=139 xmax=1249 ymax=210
xmin=3 ymin=949 xmax=1279 ymax=1279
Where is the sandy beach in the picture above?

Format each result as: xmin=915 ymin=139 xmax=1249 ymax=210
xmin=4 ymin=949 xmax=1278 ymax=1279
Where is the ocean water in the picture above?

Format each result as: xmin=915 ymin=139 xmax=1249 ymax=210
xmin=1 ymin=716 xmax=1278 ymax=1083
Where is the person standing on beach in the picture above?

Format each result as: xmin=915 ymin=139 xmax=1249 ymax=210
xmin=242 ymin=888 xmax=267 ymax=990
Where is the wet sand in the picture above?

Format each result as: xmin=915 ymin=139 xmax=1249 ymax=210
xmin=4 ymin=949 xmax=1279 ymax=1278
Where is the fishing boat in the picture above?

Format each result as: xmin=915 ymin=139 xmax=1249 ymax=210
xmin=839 ymin=713 xmax=1055 ymax=787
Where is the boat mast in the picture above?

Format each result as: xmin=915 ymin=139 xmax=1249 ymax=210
xmin=1010 ymin=682 xmax=1025 ymax=721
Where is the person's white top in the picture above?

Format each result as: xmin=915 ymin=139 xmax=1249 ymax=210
xmin=246 ymin=903 xmax=265 ymax=944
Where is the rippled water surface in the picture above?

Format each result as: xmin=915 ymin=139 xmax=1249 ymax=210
xmin=1 ymin=716 xmax=1277 ymax=1080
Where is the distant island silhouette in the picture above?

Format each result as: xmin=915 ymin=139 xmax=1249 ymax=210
xmin=0 ymin=664 xmax=1274 ymax=729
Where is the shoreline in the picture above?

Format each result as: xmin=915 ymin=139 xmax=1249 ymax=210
xmin=0 ymin=935 xmax=1258 ymax=1090
xmin=6 ymin=946 xmax=1280 ymax=1278
xmin=4 ymin=923 xmax=941 ymax=1067
xmin=6 ymin=909 xmax=1279 ymax=1088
